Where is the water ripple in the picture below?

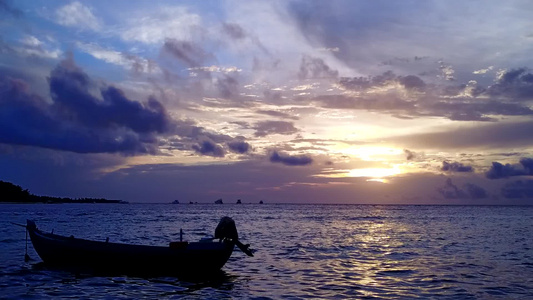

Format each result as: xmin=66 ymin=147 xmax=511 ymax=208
xmin=1 ymin=204 xmax=532 ymax=298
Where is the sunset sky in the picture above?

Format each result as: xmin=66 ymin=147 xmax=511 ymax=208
xmin=1 ymin=0 xmax=533 ymax=204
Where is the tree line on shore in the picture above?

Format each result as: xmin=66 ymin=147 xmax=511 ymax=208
xmin=0 ymin=180 xmax=126 ymax=204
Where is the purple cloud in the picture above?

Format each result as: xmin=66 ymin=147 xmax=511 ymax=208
xmin=501 ymin=180 xmax=533 ymax=199
xmin=254 ymin=120 xmax=298 ymax=137
xmin=298 ymin=55 xmax=338 ymax=80
xmin=269 ymin=151 xmax=313 ymax=166
xmin=487 ymin=68 xmax=533 ymax=100
xmin=441 ymin=161 xmax=474 ymax=173
xmin=0 ymin=57 xmax=173 ymax=154
xmin=227 ymin=141 xmax=251 ymax=154
xmin=438 ymin=178 xmax=487 ymax=199
xmin=486 ymin=158 xmax=533 ymax=179
xmin=162 ymin=39 xmax=213 ymax=68
xmin=192 ymin=140 xmax=225 ymax=157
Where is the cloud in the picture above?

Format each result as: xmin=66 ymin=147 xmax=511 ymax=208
xmin=0 ymin=0 xmax=22 ymax=17
xmin=439 ymin=61 xmax=455 ymax=81
xmin=227 ymin=141 xmax=251 ymax=154
xmin=404 ymin=149 xmax=416 ymax=160
xmin=398 ymin=75 xmax=426 ymax=90
xmin=486 ymin=68 xmax=533 ymax=100
xmin=390 ymin=120 xmax=533 ymax=150
xmin=331 ymin=70 xmax=533 ymax=121
xmin=437 ymin=178 xmax=486 ymax=199
xmin=76 ymin=43 xmax=158 ymax=74
xmin=253 ymin=120 xmax=298 ymax=137
xmin=501 ymin=180 xmax=533 ymax=199
xmin=192 ymin=140 xmax=225 ymax=157
xmin=216 ymin=74 xmax=239 ymax=98
xmin=120 ymin=6 xmax=201 ymax=44
xmin=313 ymin=94 xmax=414 ymax=112
xmin=222 ymin=23 xmax=246 ymax=40
xmin=49 ymin=58 xmax=171 ymax=134
xmin=55 ymin=1 xmax=101 ymax=31
xmin=162 ymin=39 xmax=213 ymax=68
xmin=438 ymin=178 xmax=467 ymax=199
xmin=269 ymin=151 xmax=313 ymax=166
xmin=441 ymin=161 xmax=474 ymax=173
xmin=464 ymin=183 xmax=488 ymax=199
xmin=0 ymin=56 xmax=173 ymax=154
xmin=486 ymin=158 xmax=533 ymax=179
xmin=14 ymin=35 xmax=62 ymax=59
xmin=298 ymin=55 xmax=338 ymax=80
xmin=426 ymin=101 xmax=533 ymax=122
xmin=256 ymin=110 xmax=299 ymax=120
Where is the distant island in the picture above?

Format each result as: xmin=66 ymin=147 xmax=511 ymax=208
xmin=0 ymin=180 xmax=127 ymax=204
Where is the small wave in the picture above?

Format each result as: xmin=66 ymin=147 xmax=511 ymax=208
xmin=0 ymin=238 xmax=19 ymax=243
xmin=376 ymin=269 xmax=416 ymax=276
xmin=344 ymin=216 xmax=386 ymax=221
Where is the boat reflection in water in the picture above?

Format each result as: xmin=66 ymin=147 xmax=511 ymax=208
xmin=25 ymin=217 xmax=253 ymax=278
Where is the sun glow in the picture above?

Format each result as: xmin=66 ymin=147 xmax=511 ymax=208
xmin=347 ymin=167 xmax=401 ymax=178
xmin=336 ymin=146 xmax=404 ymax=161
xmin=314 ymin=165 xmax=403 ymax=183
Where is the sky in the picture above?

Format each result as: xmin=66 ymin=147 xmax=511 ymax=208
xmin=1 ymin=0 xmax=533 ymax=204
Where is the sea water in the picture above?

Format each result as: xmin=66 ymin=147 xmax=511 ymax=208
xmin=0 ymin=203 xmax=532 ymax=299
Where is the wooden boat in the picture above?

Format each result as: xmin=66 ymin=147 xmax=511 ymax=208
xmin=25 ymin=217 xmax=253 ymax=277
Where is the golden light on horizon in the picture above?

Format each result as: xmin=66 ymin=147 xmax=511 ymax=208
xmin=336 ymin=146 xmax=404 ymax=161
xmin=366 ymin=178 xmax=389 ymax=183
xmin=314 ymin=165 xmax=402 ymax=182
xmin=347 ymin=166 xmax=402 ymax=178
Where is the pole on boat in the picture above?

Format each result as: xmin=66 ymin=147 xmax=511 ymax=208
xmin=9 ymin=222 xmax=31 ymax=262
xmin=25 ymin=227 xmax=30 ymax=262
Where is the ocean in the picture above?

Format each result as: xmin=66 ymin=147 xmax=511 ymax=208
xmin=1 ymin=203 xmax=532 ymax=299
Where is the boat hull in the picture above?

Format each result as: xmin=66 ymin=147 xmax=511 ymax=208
xmin=27 ymin=220 xmax=234 ymax=277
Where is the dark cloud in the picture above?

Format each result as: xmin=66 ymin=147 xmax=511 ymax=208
xmin=122 ymin=53 xmax=158 ymax=75
xmin=222 ymin=23 xmax=246 ymax=40
xmin=441 ymin=161 xmax=473 ymax=172
xmin=404 ymin=149 xmax=416 ymax=160
xmin=426 ymin=101 xmax=533 ymax=122
xmin=298 ymin=55 xmax=338 ymax=80
xmin=335 ymin=70 xmax=533 ymax=122
xmin=216 ymin=74 xmax=239 ymax=98
xmin=441 ymin=83 xmax=485 ymax=98
xmin=0 ymin=57 xmax=174 ymax=154
xmin=338 ymin=71 xmax=397 ymax=91
xmin=437 ymin=178 xmax=487 ymax=199
xmin=262 ymin=89 xmax=283 ymax=102
xmin=192 ymin=140 xmax=225 ymax=157
xmin=256 ymin=110 xmax=299 ymax=120
xmin=314 ymin=94 xmax=414 ymax=112
xmin=162 ymin=39 xmax=213 ymax=68
xmin=501 ymin=180 xmax=533 ymax=199
xmin=438 ymin=178 xmax=467 ymax=199
xmin=486 ymin=158 xmax=533 ymax=179
xmin=220 ymin=22 xmax=269 ymax=54
xmin=487 ymin=68 xmax=533 ymax=100
xmin=269 ymin=151 xmax=313 ymax=166
xmin=465 ymin=183 xmax=488 ymax=199
xmin=49 ymin=58 xmax=172 ymax=134
xmin=227 ymin=140 xmax=251 ymax=154
xmin=287 ymin=2 xmax=351 ymax=63
xmin=398 ymin=75 xmax=425 ymax=90
xmin=253 ymin=120 xmax=298 ymax=137
xmin=391 ymin=120 xmax=533 ymax=150
xmin=0 ymin=0 xmax=22 ymax=17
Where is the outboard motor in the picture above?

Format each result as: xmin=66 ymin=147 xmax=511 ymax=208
xmin=215 ymin=217 xmax=254 ymax=257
